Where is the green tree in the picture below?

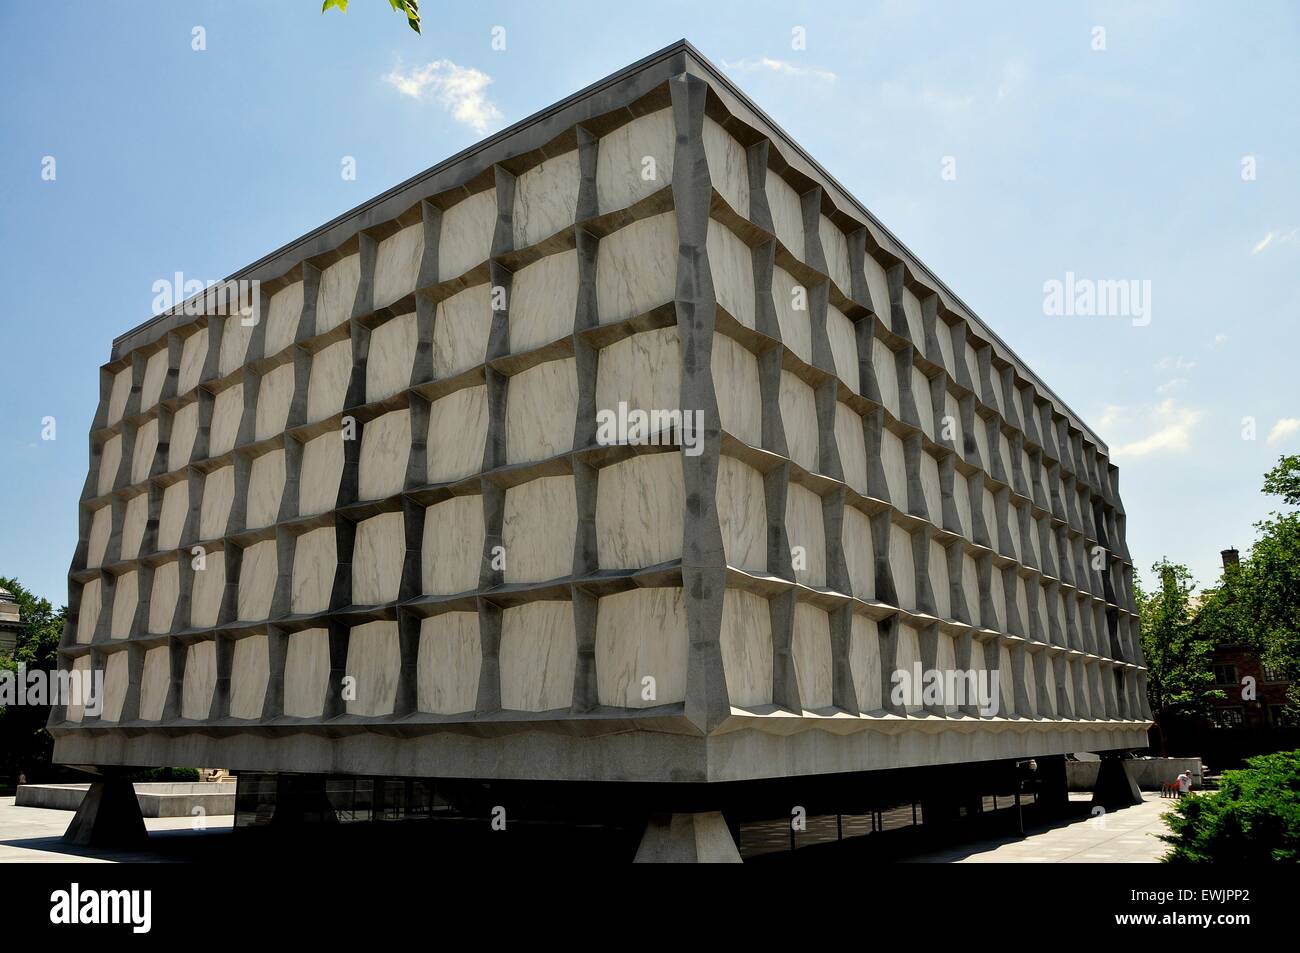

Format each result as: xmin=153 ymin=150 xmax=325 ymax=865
xmin=1161 ymin=748 xmax=1300 ymax=862
xmin=322 ymin=0 xmax=421 ymax=34
xmin=1195 ymin=455 xmax=1300 ymax=707
xmin=1139 ymin=560 xmax=1222 ymax=753
xmin=0 ymin=577 xmax=66 ymax=787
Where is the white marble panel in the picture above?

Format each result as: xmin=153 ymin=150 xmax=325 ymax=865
xmin=367 ymin=313 xmax=416 ymax=402
xmin=880 ymin=428 xmax=906 ymax=509
xmin=596 ymin=213 xmax=677 ymax=325
xmin=765 ymin=172 xmax=804 ymax=261
xmin=913 ymin=366 xmax=934 ymax=439
xmin=842 ymin=506 xmax=875 ymax=600
xmin=358 ymin=409 xmax=410 ymax=500
xmin=818 ymin=216 xmax=852 ymax=293
xmin=157 ymin=480 xmax=188 ymax=551
xmin=720 ymin=588 xmax=773 ymax=707
xmin=711 ymin=333 xmax=761 ymax=446
xmin=506 ymin=357 xmax=577 ymax=464
xmin=703 ymin=117 xmax=749 ymax=217
xmin=595 ymin=587 xmax=688 ymax=708
xmin=148 ymin=560 xmax=179 ymax=633
xmin=130 ymin=418 xmax=158 ymax=484
xmin=106 ymin=367 xmax=132 ymax=425
xmin=86 ymin=505 xmax=111 ymax=569
xmin=316 ymin=255 xmax=360 ymax=334
xmin=109 ymin=571 xmax=137 ymax=640
xmin=120 ymin=493 xmax=147 ymax=561
xmin=182 ymin=640 xmax=216 ymax=720
xmin=137 ymin=646 xmax=170 ymax=721
xmin=433 ymin=283 xmax=491 ymax=378
xmin=929 ymin=540 xmax=951 ymax=619
xmin=255 ymin=364 xmax=294 ymax=441
xmin=871 ymin=336 xmax=900 ymax=417
xmin=793 ymin=602 xmax=832 ymax=709
xmin=209 ymin=384 xmax=243 ymax=457
xmin=97 ymin=435 xmax=121 ymax=496
xmin=835 ymin=403 xmax=868 ymax=495
xmin=827 ymin=304 xmax=859 ymax=391
xmin=246 ymin=450 xmax=285 ymax=530
xmin=427 ymin=385 xmax=489 ymax=484
xmin=169 ymin=401 xmax=198 ymax=470
xmin=889 ymin=523 xmax=916 ymax=611
xmin=177 ymin=328 xmax=208 ymax=396
xmin=374 ymin=223 xmax=424 ymax=310
xmin=141 ymin=348 xmax=169 ymax=410
xmin=439 ymin=189 xmax=496 ymax=281
xmin=502 ymin=476 xmax=576 ymax=583
xmin=352 ymin=512 xmax=404 ymax=605
xmin=307 ymin=338 xmax=352 ymax=423
xmin=190 ymin=552 xmax=226 ymax=628
xmin=76 ymin=578 xmax=101 ymax=644
xmin=500 ymin=601 xmax=575 ymax=712
xmin=595 ymin=326 xmax=681 ymax=429
xmin=785 ymin=483 xmax=826 ymax=587
xmin=346 ymin=620 xmax=400 ymax=717
xmin=265 ymin=281 xmax=304 ymax=357
xmin=418 ymin=612 xmax=481 ymax=713
xmin=200 ymin=466 xmax=234 ymax=540
xmin=284 ymin=628 xmax=330 ymax=718
xmin=779 ymin=371 xmax=819 ymax=472
xmin=850 ymin=614 xmax=882 ymax=711
xmin=771 ymin=266 xmax=812 ymax=364
xmin=707 ymin=219 xmax=755 ymax=328
xmin=510 ymin=249 xmax=577 ymax=352
xmin=219 ymin=314 xmax=254 ymax=377
xmin=101 ymin=650 xmax=129 ymax=723
xmin=292 ymin=526 xmax=336 ymax=615
xmin=513 ymin=151 xmax=579 ymax=248
xmin=716 ymin=455 xmax=766 ymax=573
xmin=920 ymin=451 xmax=941 ymax=524
xmin=902 ymin=288 xmax=925 ymax=354
xmin=962 ymin=553 xmax=980 ymax=627
xmin=229 ymin=634 xmax=269 ymax=720
xmin=65 ymin=656 xmax=92 ymax=723
xmin=421 ymin=495 xmax=484 ymax=594
xmin=934 ymin=316 xmax=956 ymax=377
xmin=596 ymin=109 xmax=674 ymax=213
xmin=863 ymin=254 xmax=890 ymax=321
xmin=595 ymin=453 xmax=684 ymax=570
xmin=237 ymin=538 xmax=277 ymax=622
xmin=299 ymin=431 xmax=344 ymax=517
xmin=895 ymin=623 xmax=922 ymax=713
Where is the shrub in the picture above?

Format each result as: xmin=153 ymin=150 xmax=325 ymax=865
xmin=1161 ymin=749 xmax=1300 ymax=862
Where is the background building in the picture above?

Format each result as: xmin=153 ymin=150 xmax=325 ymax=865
xmin=52 ymin=41 xmax=1150 ymax=859
xmin=0 ymin=587 xmax=20 ymax=659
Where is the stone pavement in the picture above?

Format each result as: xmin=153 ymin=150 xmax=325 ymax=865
xmin=906 ymin=793 xmax=1175 ymax=863
xmin=0 ymin=796 xmax=234 ymax=863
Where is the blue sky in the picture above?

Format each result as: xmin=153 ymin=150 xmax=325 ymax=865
xmin=1 ymin=1 xmax=1296 ymax=606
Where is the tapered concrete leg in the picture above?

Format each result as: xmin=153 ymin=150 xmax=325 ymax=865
xmin=1091 ymin=755 xmax=1142 ymax=809
xmin=634 ymin=812 xmax=742 ymax=863
xmin=62 ymin=779 xmax=148 ymax=848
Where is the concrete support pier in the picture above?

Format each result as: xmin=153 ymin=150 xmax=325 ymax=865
xmin=62 ymin=778 xmax=149 ymax=848
xmin=634 ymin=812 xmax=742 ymax=863
xmin=1091 ymin=755 xmax=1143 ymax=810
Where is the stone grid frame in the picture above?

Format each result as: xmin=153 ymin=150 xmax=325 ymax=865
xmin=52 ymin=41 xmax=1149 ymax=782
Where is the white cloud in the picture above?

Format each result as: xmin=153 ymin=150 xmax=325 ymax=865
xmin=384 ymin=59 xmax=503 ymax=134
xmin=722 ymin=58 xmax=837 ymax=83
xmin=1155 ymin=355 xmax=1196 ymax=373
xmin=1108 ymin=399 xmax=1203 ymax=458
xmin=1212 ymin=333 xmax=1228 ymax=347
xmin=1156 ymin=377 xmax=1187 ymax=395
xmin=1267 ymin=418 xmax=1300 ymax=445
xmin=1252 ymin=227 xmax=1297 ymax=255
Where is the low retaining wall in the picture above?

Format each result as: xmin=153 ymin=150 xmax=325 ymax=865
xmin=1067 ymin=758 xmax=1202 ymax=791
xmin=15 ymin=782 xmax=236 ymax=817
